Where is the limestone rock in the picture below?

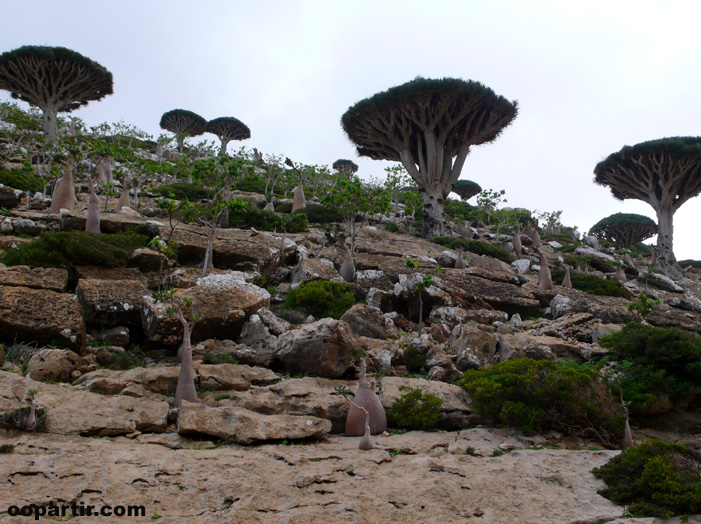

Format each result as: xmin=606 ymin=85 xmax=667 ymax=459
xmin=0 ymin=285 xmax=85 ymax=353
xmin=177 ymin=401 xmax=331 ymax=444
xmin=127 ymin=247 xmax=171 ymax=273
xmin=27 ymin=348 xmax=81 ymax=383
xmin=445 ymin=323 xmax=498 ymax=371
xmin=141 ymin=271 xmax=270 ymax=347
xmin=290 ymin=257 xmax=339 ymax=287
xmin=0 ymin=266 xmax=68 ymax=292
xmin=256 ymin=307 xmax=291 ymax=336
xmin=237 ymin=314 xmax=277 ymax=365
xmin=92 ymin=326 xmax=130 ymax=347
xmin=273 ymin=319 xmax=359 ymax=378
xmin=496 ymin=332 xmax=597 ymax=362
xmin=76 ymin=270 xmax=149 ymax=329
xmin=340 ymin=304 xmax=393 ymax=340
xmin=430 ymin=306 xmax=508 ymax=331
xmin=0 ymin=371 xmax=168 ymax=435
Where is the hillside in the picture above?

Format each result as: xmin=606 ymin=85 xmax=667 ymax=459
xmin=0 ymin=104 xmax=700 ymax=523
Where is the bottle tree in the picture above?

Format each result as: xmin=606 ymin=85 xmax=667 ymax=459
xmin=0 ymin=46 xmax=113 ymax=142
xmin=589 ymin=213 xmax=658 ymax=250
xmin=594 ymin=137 xmax=701 ymax=276
xmin=341 ymin=77 xmax=517 ymax=237
xmin=204 ymin=116 xmax=250 ymax=157
xmin=159 ymin=109 xmax=206 ymax=153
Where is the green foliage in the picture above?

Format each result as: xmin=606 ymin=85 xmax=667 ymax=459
xmin=453 ymin=179 xmax=482 ymax=201
xmin=107 ymin=347 xmax=144 ymax=370
xmin=589 ymin=213 xmax=657 ymax=248
xmin=431 ymin=237 xmax=511 ymax=263
xmin=283 ymin=280 xmax=356 ymax=320
xmin=628 ymin=292 xmax=661 ymax=319
xmin=233 ymin=174 xmax=266 ymax=193
xmin=388 ymin=385 xmax=444 ymax=431
xmin=0 ymin=230 xmax=149 ymax=269
xmin=0 ymin=444 xmax=15 ymax=453
xmin=385 ymin=221 xmax=399 ymax=233
xmin=679 ymin=259 xmax=701 ymax=269
xmin=599 ymin=323 xmax=701 ymax=414
xmin=403 ymin=346 xmax=427 ymax=375
xmin=443 ymin=199 xmax=479 ymax=222
xmin=226 ymin=200 xmax=308 ymax=232
xmin=475 ymin=188 xmax=507 ymax=223
xmin=550 ymin=270 xmax=632 ymax=298
xmin=593 ymin=439 xmax=701 ymax=518
xmin=203 ymin=353 xmax=239 ymax=365
xmin=152 ymin=183 xmax=214 ymax=201
xmin=588 ymin=257 xmax=617 ymax=273
xmin=459 ymin=358 xmax=625 ymax=445
xmin=0 ymin=101 xmax=41 ymax=131
xmin=0 ymin=165 xmax=45 ymax=192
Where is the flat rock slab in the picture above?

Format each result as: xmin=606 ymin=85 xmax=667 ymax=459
xmin=76 ymin=275 xmax=150 ymax=329
xmin=0 ymin=265 xmax=68 ymax=292
xmin=0 ymin=285 xmax=85 ymax=353
xmin=0 ymin=370 xmax=168 ymax=436
xmin=0 ymin=430 xmax=638 ymax=524
xmin=177 ymin=401 xmax=332 ymax=444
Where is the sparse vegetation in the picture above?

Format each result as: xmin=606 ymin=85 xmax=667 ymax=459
xmin=283 ymin=280 xmax=356 ymax=320
xmin=388 ymin=386 xmax=444 ymax=431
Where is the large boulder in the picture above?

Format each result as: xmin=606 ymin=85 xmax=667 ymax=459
xmin=430 ymin=306 xmax=508 ymax=330
xmin=290 ymin=257 xmax=339 ymax=287
xmin=0 ymin=371 xmax=168 ymax=435
xmin=0 ymin=286 xmax=85 ymax=353
xmin=340 ymin=304 xmax=395 ymax=339
xmin=273 ymin=319 xmax=359 ymax=378
xmin=444 ymin=323 xmax=498 ymax=371
xmin=141 ymin=271 xmax=270 ymax=347
xmin=177 ymin=401 xmax=332 ymax=444
xmin=76 ymin=268 xmax=150 ymax=329
xmin=495 ymin=332 xmax=602 ymax=363
xmin=0 ymin=266 xmax=68 ymax=292
xmin=26 ymin=349 xmax=81 ymax=383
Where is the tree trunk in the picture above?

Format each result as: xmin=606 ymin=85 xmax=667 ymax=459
xmin=421 ymin=185 xmax=451 ymax=238
xmin=655 ymin=205 xmax=681 ymax=278
xmin=218 ymin=138 xmax=229 ymax=157
xmin=175 ymin=316 xmax=198 ymax=408
xmin=42 ymin=105 xmax=59 ymax=142
xmin=417 ymin=291 xmax=424 ymax=336
xmin=201 ymin=224 xmax=215 ymax=278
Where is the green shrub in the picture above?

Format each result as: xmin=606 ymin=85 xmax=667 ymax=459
xmin=589 ymin=257 xmax=617 ymax=273
xmin=107 ymin=349 xmax=144 ymax=370
xmin=410 ymin=219 xmax=423 ymax=229
xmin=385 ymin=221 xmax=399 ymax=233
xmin=431 ymin=237 xmax=511 ymax=264
xmin=598 ymin=323 xmax=701 ymax=414
xmin=152 ymin=183 xmax=214 ymax=201
xmin=233 ymin=175 xmax=266 ymax=194
xmin=283 ymin=280 xmax=356 ymax=319
xmin=0 ymin=166 xmax=45 ymax=193
xmin=679 ymin=259 xmax=701 ymax=269
xmin=459 ymin=358 xmax=625 ymax=445
xmin=227 ymin=202 xmax=308 ymax=232
xmin=404 ymin=346 xmax=427 ymax=375
xmin=0 ymin=444 xmax=15 ymax=453
xmin=0 ymin=231 xmax=149 ymax=269
xmin=388 ymin=385 xmax=444 ymax=430
xmin=593 ymin=439 xmax=701 ymax=518
xmin=444 ymin=199 xmax=479 ymax=222
xmin=203 ymin=353 xmax=239 ymax=365
xmin=286 ymin=212 xmax=309 ymax=233
xmin=275 ymin=201 xmax=293 ymax=213
xmin=550 ymin=270 xmax=632 ymax=298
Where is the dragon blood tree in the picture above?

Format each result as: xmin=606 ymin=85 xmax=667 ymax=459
xmin=204 ymin=116 xmax=250 ymax=157
xmin=0 ymin=45 xmax=113 ymax=142
xmin=333 ymin=159 xmax=358 ymax=175
xmin=341 ymin=77 xmax=517 ymax=237
xmin=453 ymin=179 xmax=482 ymax=201
xmin=589 ymin=213 xmax=658 ymax=249
xmin=159 ymin=109 xmax=206 ymax=153
xmin=594 ymin=137 xmax=701 ymax=276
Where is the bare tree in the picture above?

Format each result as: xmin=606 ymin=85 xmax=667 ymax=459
xmin=0 ymin=46 xmax=113 ymax=142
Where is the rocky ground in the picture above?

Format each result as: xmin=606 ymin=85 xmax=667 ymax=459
xmin=3 ymin=427 xmax=697 ymax=524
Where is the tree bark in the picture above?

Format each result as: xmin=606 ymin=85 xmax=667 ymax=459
xmin=218 ymin=137 xmax=229 ymax=157
xmin=655 ymin=205 xmax=681 ymax=277
xmin=42 ymin=105 xmax=59 ymax=142
xmin=421 ymin=185 xmax=451 ymax=238
xmin=175 ymin=314 xmax=198 ymax=408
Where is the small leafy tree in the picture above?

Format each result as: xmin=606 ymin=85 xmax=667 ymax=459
xmin=204 ymin=116 xmax=250 ymax=157
xmin=475 ymin=188 xmax=506 ymax=224
xmin=627 ymin=292 xmax=661 ymax=320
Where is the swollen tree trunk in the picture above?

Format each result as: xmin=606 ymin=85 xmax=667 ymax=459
xmin=201 ymin=224 xmax=216 ymax=278
xmin=655 ymin=205 xmax=680 ymax=277
xmin=86 ymin=179 xmax=101 ymax=233
xmin=42 ymin=104 xmax=59 ymax=142
xmin=175 ymin=313 xmax=198 ymax=408
xmin=421 ymin=185 xmax=451 ymax=238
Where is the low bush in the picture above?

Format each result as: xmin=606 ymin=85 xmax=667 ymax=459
xmin=0 ymin=230 xmax=149 ymax=269
xmin=589 ymin=257 xmax=617 ymax=273
xmin=107 ymin=349 xmax=144 ymax=371
xmin=233 ymin=175 xmax=266 ymax=194
xmin=598 ymin=323 xmax=701 ymax=414
xmin=431 ymin=237 xmax=511 ymax=264
xmin=385 ymin=221 xmax=399 ymax=233
xmin=0 ymin=166 xmax=45 ymax=193
xmin=152 ymin=183 xmax=214 ymax=201
xmin=388 ymin=386 xmax=444 ymax=430
xmin=550 ymin=270 xmax=632 ymax=298
xmin=403 ymin=346 xmax=427 ymax=375
xmin=203 ymin=353 xmax=239 ymax=365
xmin=283 ymin=280 xmax=356 ymax=320
xmin=227 ymin=202 xmax=308 ymax=232
xmin=444 ymin=199 xmax=479 ymax=222
xmin=679 ymin=259 xmax=701 ymax=269
xmin=459 ymin=358 xmax=625 ymax=446
xmin=593 ymin=439 xmax=701 ymax=519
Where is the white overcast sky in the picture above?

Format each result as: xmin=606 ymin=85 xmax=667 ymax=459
xmin=2 ymin=0 xmax=701 ymax=260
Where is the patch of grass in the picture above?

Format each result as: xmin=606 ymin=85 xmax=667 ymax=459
xmin=0 ymin=166 xmax=45 ymax=193
xmin=431 ymin=237 xmax=511 ymax=264
xmin=202 ymin=353 xmax=239 ymax=365
xmin=550 ymin=270 xmax=632 ymax=298
xmin=593 ymin=439 xmax=701 ymax=519
xmin=0 ymin=230 xmax=149 ymax=269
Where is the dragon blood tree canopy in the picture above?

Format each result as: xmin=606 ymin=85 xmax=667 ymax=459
xmin=453 ymin=179 xmax=482 ymax=201
xmin=0 ymin=45 xmax=113 ymax=142
xmin=341 ymin=77 xmax=517 ymax=238
xmin=205 ymin=116 xmax=250 ymax=157
xmin=594 ymin=137 xmax=701 ymax=276
xmin=159 ymin=109 xmax=207 ymax=152
xmin=589 ymin=213 xmax=657 ymax=249
xmin=332 ymin=159 xmax=358 ymax=174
